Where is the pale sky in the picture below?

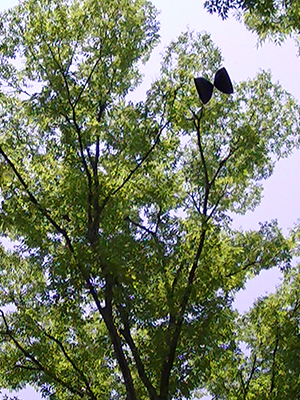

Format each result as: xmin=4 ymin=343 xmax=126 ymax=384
xmin=0 ymin=0 xmax=299 ymax=399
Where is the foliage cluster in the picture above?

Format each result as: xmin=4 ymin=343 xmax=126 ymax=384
xmin=0 ymin=1 xmax=299 ymax=399
xmin=204 ymin=0 xmax=300 ymax=43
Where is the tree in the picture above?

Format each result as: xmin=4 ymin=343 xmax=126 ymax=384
xmin=204 ymin=0 xmax=300 ymax=42
xmin=202 ymin=254 xmax=300 ymax=399
xmin=0 ymin=1 xmax=299 ymax=399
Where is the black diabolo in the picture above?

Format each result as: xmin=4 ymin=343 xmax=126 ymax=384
xmin=194 ymin=67 xmax=233 ymax=104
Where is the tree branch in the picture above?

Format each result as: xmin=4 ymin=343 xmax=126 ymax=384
xmin=120 ymin=316 xmax=158 ymax=400
xmin=43 ymin=38 xmax=95 ymax=241
xmin=0 ymin=134 xmax=135 ymax=399
xmin=0 ymin=131 xmax=136 ymax=400
xmin=85 ymin=280 xmax=137 ymax=400
xmin=159 ymin=107 xmax=215 ymax=398
xmin=159 ymin=229 xmax=207 ymax=399
xmin=13 ymin=365 xmax=39 ymax=371
xmin=99 ymin=122 xmax=169 ymax=214
xmin=35 ymin=321 xmax=97 ymax=400
xmin=73 ymin=50 xmax=104 ymax=109
xmin=238 ymin=369 xmax=246 ymax=400
xmin=193 ymin=109 xmax=209 ymax=191
xmin=188 ymin=192 xmax=202 ymax=215
xmin=207 ymin=184 xmax=228 ymax=222
xmin=209 ymin=150 xmax=234 ymax=189
xmin=1 ymin=76 xmax=136 ymax=400
xmin=0 ymin=145 xmax=73 ymax=251
xmin=65 ymin=112 xmax=94 ymax=240
xmin=226 ymin=249 xmax=283 ymax=278
xmin=245 ymin=353 xmax=257 ymax=394
xmin=44 ymin=40 xmax=73 ymax=106
xmin=125 ymin=216 xmax=157 ymax=240
xmin=0 ymin=310 xmax=86 ymax=397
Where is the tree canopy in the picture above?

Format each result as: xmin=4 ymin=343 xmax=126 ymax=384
xmin=0 ymin=1 xmax=299 ymax=399
xmin=204 ymin=0 xmax=300 ymax=42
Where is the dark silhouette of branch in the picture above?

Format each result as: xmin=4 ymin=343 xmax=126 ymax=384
xmin=207 ymin=184 xmax=228 ymax=222
xmin=73 ymin=49 xmax=104 ymax=109
xmin=0 ymin=136 xmax=137 ymax=400
xmin=155 ymin=207 xmax=162 ymax=234
xmin=64 ymin=112 xmax=94 ymax=239
xmin=159 ymin=107 xmax=216 ymax=398
xmin=44 ymin=40 xmax=73 ymax=106
xmin=0 ymin=29 xmax=139 ymax=400
xmin=159 ymin=104 xmax=236 ymax=398
xmin=245 ymin=353 xmax=257 ymax=394
xmin=209 ymin=150 xmax=234 ymax=188
xmin=0 ymin=145 xmax=73 ymax=251
xmin=85 ymin=279 xmax=137 ymax=400
xmin=120 ymin=318 xmax=159 ymax=400
xmin=35 ymin=321 xmax=97 ymax=400
xmin=13 ymin=365 xmax=39 ymax=371
xmin=41 ymin=43 xmax=138 ymax=399
xmin=125 ymin=216 xmax=157 ymax=239
xmin=193 ymin=109 xmax=209 ymax=190
xmin=0 ymin=310 xmax=86 ymax=397
xmin=226 ymin=250 xmax=283 ymax=278
xmin=159 ymin=229 xmax=207 ymax=399
xmin=43 ymin=37 xmax=95 ymax=238
xmin=189 ymin=192 xmax=202 ymax=215
xmin=238 ymin=370 xmax=246 ymax=400
xmin=99 ymin=122 xmax=169 ymax=214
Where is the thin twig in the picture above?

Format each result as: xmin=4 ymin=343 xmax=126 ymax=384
xmin=0 ymin=145 xmax=73 ymax=251
xmin=207 ymin=183 xmax=228 ymax=222
xmin=125 ymin=217 xmax=157 ymax=239
xmin=99 ymin=122 xmax=169 ymax=213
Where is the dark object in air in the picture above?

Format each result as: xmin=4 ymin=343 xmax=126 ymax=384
xmin=214 ymin=68 xmax=233 ymax=94
xmin=193 ymin=78 xmax=214 ymax=105
xmin=194 ymin=67 xmax=233 ymax=104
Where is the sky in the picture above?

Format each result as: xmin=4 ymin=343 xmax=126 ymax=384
xmin=0 ymin=0 xmax=300 ymax=399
